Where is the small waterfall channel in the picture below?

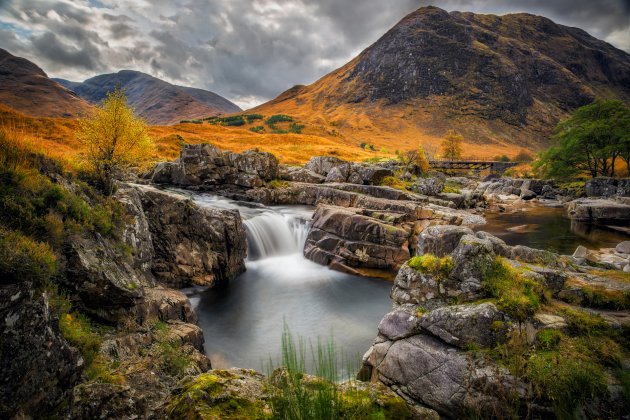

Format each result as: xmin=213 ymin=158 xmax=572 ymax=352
xmin=171 ymin=189 xmax=392 ymax=373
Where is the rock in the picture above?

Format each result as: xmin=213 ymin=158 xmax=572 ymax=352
xmin=227 ymin=149 xmax=279 ymax=180
xmin=304 ymin=156 xmax=347 ymax=176
xmin=411 ymin=177 xmax=444 ymax=196
xmin=115 ymin=186 xmax=154 ymax=273
xmin=324 ymin=163 xmax=392 ymax=185
xmin=165 ymin=321 xmax=205 ymax=351
xmin=624 ymin=264 xmax=630 ymax=273
xmin=135 ymin=287 xmax=198 ymax=325
xmin=304 ymin=205 xmax=411 ymax=273
xmin=0 ymin=284 xmax=82 ymax=418
xmin=417 ymin=303 xmax=510 ymax=349
xmin=63 ymin=233 xmax=146 ymax=321
xmin=573 ymin=245 xmax=588 ymax=259
xmin=137 ymin=186 xmax=247 ymax=288
xmin=474 ymin=231 xmax=512 ymax=257
xmin=533 ymin=313 xmax=567 ymax=329
xmin=416 ymin=225 xmax=474 ymax=257
xmin=519 ymin=189 xmax=536 ymax=200
xmin=378 ymin=309 xmax=418 ymax=340
xmin=150 ymin=161 xmax=182 ymax=184
xmin=390 ymin=263 xmax=445 ymax=308
xmin=368 ymin=334 xmax=522 ymax=418
xmin=585 ymin=177 xmax=630 ymax=197
xmin=566 ymin=198 xmax=630 ymax=222
xmin=284 ymin=167 xmax=326 ymax=183
xmin=69 ymin=383 xmax=148 ymax=420
xmin=615 ymin=241 xmax=630 ymax=255
xmin=448 ymin=235 xmax=495 ymax=297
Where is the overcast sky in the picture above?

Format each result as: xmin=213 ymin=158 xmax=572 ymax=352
xmin=1 ymin=0 xmax=629 ymax=109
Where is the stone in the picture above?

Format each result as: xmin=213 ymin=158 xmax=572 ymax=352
xmin=520 ymin=189 xmax=536 ymax=200
xmin=284 ymin=167 xmax=326 ymax=183
xmin=573 ymin=245 xmax=588 ymax=259
xmin=411 ymin=177 xmax=445 ymax=196
xmin=474 ymin=231 xmax=512 ymax=257
xmin=137 ymin=186 xmax=247 ymax=288
xmin=566 ymin=199 xmax=630 ymax=222
xmin=390 ymin=263 xmax=445 ymax=308
xmin=417 ymin=303 xmax=510 ymax=349
xmin=324 ymin=163 xmax=392 ymax=185
xmin=615 ymin=241 xmax=630 ymax=255
xmin=69 ymin=383 xmax=148 ymax=420
xmin=134 ymin=287 xmax=198 ymax=325
xmin=585 ymin=177 xmax=630 ymax=197
xmin=416 ymin=225 xmax=474 ymax=257
xmin=227 ymin=149 xmax=279 ymax=180
xmin=150 ymin=161 xmax=182 ymax=184
xmin=449 ymin=235 xmax=495 ymax=296
xmin=533 ymin=313 xmax=567 ymax=329
xmin=304 ymin=156 xmax=347 ymax=176
xmin=377 ymin=309 xmax=418 ymax=340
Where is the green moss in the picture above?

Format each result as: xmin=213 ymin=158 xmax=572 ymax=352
xmin=379 ymin=176 xmax=411 ymax=191
xmin=408 ymin=254 xmax=453 ymax=281
xmin=581 ymin=286 xmax=630 ymax=310
xmin=482 ymin=257 xmax=545 ymax=321
xmin=416 ymin=306 xmax=429 ymax=317
xmin=59 ymin=312 xmax=102 ymax=367
xmin=339 ymin=388 xmax=414 ymax=420
xmin=156 ymin=338 xmax=194 ymax=377
xmin=536 ymin=329 xmax=563 ymax=350
xmin=442 ymin=181 xmax=461 ymax=194
xmin=266 ymin=179 xmax=290 ymax=189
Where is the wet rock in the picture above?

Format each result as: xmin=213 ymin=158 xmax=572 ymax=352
xmin=0 ymin=284 xmax=82 ymax=419
xmin=417 ymin=303 xmax=510 ymax=349
xmin=137 ymin=187 xmax=247 ymax=288
xmin=416 ymin=225 xmax=474 ymax=257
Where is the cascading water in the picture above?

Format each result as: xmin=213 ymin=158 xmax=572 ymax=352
xmin=243 ymin=212 xmax=309 ymax=260
xmin=175 ymin=189 xmax=392 ymax=373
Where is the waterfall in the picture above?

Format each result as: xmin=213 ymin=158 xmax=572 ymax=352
xmin=244 ymin=211 xmax=309 ymax=260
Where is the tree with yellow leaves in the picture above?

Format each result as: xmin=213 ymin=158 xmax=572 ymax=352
xmin=77 ymin=88 xmax=153 ymax=195
xmin=441 ymin=129 xmax=463 ymax=161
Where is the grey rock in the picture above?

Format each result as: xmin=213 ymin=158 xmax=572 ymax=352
xmin=585 ymin=177 xmax=630 ymax=197
xmin=390 ymin=263 xmax=445 ymax=307
xmin=566 ymin=198 xmax=630 ymax=222
xmin=416 ymin=225 xmax=474 ymax=257
xmin=573 ymin=245 xmax=588 ymax=259
xmin=615 ymin=241 xmax=630 ymax=255
xmin=449 ymin=235 xmax=495 ymax=296
xmin=304 ymin=156 xmax=347 ymax=176
xmin=411 ymin=177 xmax=445 ymax=196
xmin=378 ymin=309 xmax=418 ymax=340
xmin=417 ymin=303 xmax=510 ymax=349
xmin=284 ymin=167 xmax=326 ymax=183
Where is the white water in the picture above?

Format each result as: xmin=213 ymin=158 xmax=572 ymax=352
xmin=169 ymin=189 xmax=392 ymax=372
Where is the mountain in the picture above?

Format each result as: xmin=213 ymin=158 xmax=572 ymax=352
xmin=0 ymin=48 xmax=91 ymax=118
xmin=251 ymin=6 xmax=630 ymax=150
xmin=55 ymin=71 xmax=241 ymax=125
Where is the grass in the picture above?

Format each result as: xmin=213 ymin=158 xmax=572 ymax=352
xmin=379 ymin=175 xmax=411 ymax=191
xmin=408 ymin=254 xmax=453 ymax=281
xmin=442 ymin=181 xmax=461 ymax=194
xmin=0 ymin=228 xmax=58 ymax=284
xmin=482 ymin=257 xmax=545 ymax=321
xmin=267 ymin=179 xmax=290 ymax=189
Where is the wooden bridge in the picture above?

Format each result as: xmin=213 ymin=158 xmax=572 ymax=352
xmin=429 ymin=159 xmax=520 ymax=175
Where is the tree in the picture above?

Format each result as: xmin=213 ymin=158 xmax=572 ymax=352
xmin=441 ymin=130 xmax=463 ymax=160
xmin=399 ymin=146 xmax=430 ymax=175
xmin=536 ymin=100 xmax=630 ymax=179
xmin=77 ymin=88 xmax=154 ymax=195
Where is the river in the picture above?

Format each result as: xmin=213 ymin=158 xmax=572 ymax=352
xmin=180 ymin=192 xmax=393 ymax=372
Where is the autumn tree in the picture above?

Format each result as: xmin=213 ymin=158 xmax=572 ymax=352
xmin=536 ymin=100 xmax=630 ymax=178
xmin=78 ymin=88 xmax=153 ymax=195
xmin=398 ymin=146 xmax=430 ymax=175
xmin=441 ymin=130 xmax=463 ymax=160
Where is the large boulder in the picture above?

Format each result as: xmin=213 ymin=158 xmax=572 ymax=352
xmin=411 ymin=177 xmax=444 ymax=196
xmin=448 ymin=234 xmax=496 ymax=297
xmin=304 ymin=205 xmax=411 ymax=273
xmin=304 ymin=156 xmax=347 ymax=176
xmin=282 ymin=166 xmax=326 ymax=183
xmin=390 ymin=263 xmax=446 ymax=308
xmin=416 ymin=225 xmax=474 ymax=257
xmin=137 ymin=187 xmax=247 ymax=288
xmin=324 ymin=163 xmax=393 ymax=185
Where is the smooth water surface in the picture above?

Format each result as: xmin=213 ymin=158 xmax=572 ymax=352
xmin=176 ymin=191 xmax=393 ymax=372
xmin=476 ymin=203 xmax=629 ymax=254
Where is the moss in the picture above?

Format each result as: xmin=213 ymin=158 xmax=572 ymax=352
xmin=156 ymin=338 xmax=194 ymax=377
xmin=536 ymin=329 xmax=563 ymax=350
xmin=442 ymin=181 xmax=461 ymax=194
xmin=408 ymin=254 xmax=453 ymax=281
xmin=59 ymin=312 xmax=102 ymax=367
xmin=379 ymin=176 xmax=411 ymax=191
xmin=266 ymin=179 xmax=290 ymax=189
xmin=580 ymin=286 xmax=630 ymax=310
xmin=587 ymin=270 xmax=630 ymax=283
xmin=555 ymin=306 xmax=610 ymax=336
xmin=482 ymin=257 xmax=545 ymax=321
xmin=416 ymin=306 xmax=429 ymax=317
xmin=339 ymin=388 xmax=415 ymax=419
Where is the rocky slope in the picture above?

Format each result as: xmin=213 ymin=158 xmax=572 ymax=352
xmin=0 ymin=48 xmax=92 ymax=118
xmin=252 ymin=6 xmax=630 ymax=150
xmin=55 ymin=70 xmax=241 ymax=125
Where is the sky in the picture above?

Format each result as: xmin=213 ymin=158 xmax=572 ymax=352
xmin=1 ymin=0 xmax=629 ymax=109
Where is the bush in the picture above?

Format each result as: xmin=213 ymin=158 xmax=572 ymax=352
xmin=267 ymin=179 xmax=290 ymax=189
xmin=289 ymin=123 xmax=305 ymax=134
xmin=0 ymin=228 xmax=57 ymax=284
xmin=245 ymin=114 xmax=263 ymax=123
xmin=59 ymin=312 xmax=102 ymax=367
xmin=250 ymin=125 xmax=265 ymax=133
xmin=266 ymin=114 xmax=294 ymax=125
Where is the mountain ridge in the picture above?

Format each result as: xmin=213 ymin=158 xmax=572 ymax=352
xmin=55 ymin=70 xmax=241 ymax=125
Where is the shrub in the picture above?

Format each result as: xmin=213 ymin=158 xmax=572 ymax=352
xmin=157 ymin=339 xmax=193 ymax=377
xmin=513 ymin=150 xmax=534 ymax=162
xmin=482 ymin=257 xmax=544 ymax=321
xmin=0 ymin=228 xmax=57 ymax=284
xmin=289 ymin=123 xmax=305 ymax=134
xmin=379 ymin=175 xmax=410 ymax=191
xmin=267 ymin=179 xmax=290 ymax=189
xmin=250 ymin=125 xmax=265 ymax=133
xmin=266 ymin=114 xmax=294 ymax=125
xmin=59 ymin=312 xmax=102 ymax=367
xmin=245 ymin=114 xmax=263 ymax=123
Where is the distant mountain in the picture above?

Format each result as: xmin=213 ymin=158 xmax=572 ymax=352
xmin=0 ymin=48 xmax=91 ymax=118
xmin=55 ymin=70 xmax=241 ymax=125
xmin=252 ymin=6 xmax=630 ymax=149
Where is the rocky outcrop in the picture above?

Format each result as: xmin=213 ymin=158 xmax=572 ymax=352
xmin=136 ymin=186 xmax=247 ymax=288
xmin=304 ymin=155 xmax=347 ymax=176
xmin=474 ymin=178 xmax=565 ymax=202
xmin=585 ymin=177 xmax=630 ymax=197
xmin=411 ymin=177 xmax=444 ymax=196
xmin=281 ymin=166 xmax=326 ymax=183
xmin=150 ymin=143 xmax=279 ymax=189
xmin=0 ymin=283 xmax=82 ymax=419
xmin=566 ymin=198 xmax=630 ymax=222
xmin=325 ymin=163 xmax=393 ymax=185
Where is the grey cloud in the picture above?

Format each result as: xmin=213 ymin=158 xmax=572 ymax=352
xmin=0 ymin=0 xmax=628 ymax=109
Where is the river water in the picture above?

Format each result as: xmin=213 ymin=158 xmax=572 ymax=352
xmin=179 ymin=192 xmax=393 ymax=372
xmin=476 ymin=203 xmax=629 ymax=255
